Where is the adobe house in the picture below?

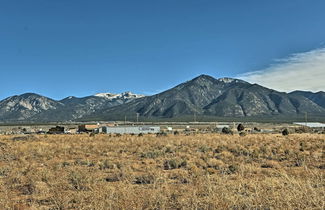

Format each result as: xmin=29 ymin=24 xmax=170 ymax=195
xmin=78 ymin=124 xmax=100 ymax=133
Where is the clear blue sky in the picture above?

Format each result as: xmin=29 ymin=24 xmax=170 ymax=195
xmin=1 ymin=0 xmax=325 ymax=100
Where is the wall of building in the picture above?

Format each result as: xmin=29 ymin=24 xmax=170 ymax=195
xmin=102 ymin=126 xmax=160 ymax=134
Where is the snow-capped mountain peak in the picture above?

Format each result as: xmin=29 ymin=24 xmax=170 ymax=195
xmin=94 ymin=93 xmax=119 ymax=99
xmin=94 ymin=92 xmax=144 ymax=100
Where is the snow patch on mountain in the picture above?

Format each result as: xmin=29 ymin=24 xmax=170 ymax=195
xmin=218 ymin=78 xmax=236 ymax=83
xmin=218 ymin=77 xmax=248 ymax=84
xmin=94 ymin=93 xmax=119 ymax=99
xmin=94 ymin=91 xmax=145 ymax=100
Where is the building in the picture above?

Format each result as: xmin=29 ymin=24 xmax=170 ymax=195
xmin=215 ymin=125 xmax=230 ymax=129
xmin=66 ymin=128 xmax=78 ymax=134
xmin=293 ymin=122 xmax=325 ymax=128
xmin=79 ymin=123 xmax=117 ymax=133
xmin=78 ymin=124 xmax=100 ymax=132
xmin=101 ymin=126 xmax=160 ymax=134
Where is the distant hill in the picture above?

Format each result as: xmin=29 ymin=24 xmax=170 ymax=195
xmin=289 ymin=91 xmax=325 ymax=109
xmin=0 ymin=75 xmax=325 ymax=123
xmin=0 ymin=93 xmax=63 ymax=122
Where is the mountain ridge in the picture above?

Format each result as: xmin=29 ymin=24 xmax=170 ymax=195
xmin=0 ymin=91 xmax=144 ymax=122
xmin=82 ymin=75 xmax=325 ymax=121
xmin=1 ymin=75 xmax=325 ymax=122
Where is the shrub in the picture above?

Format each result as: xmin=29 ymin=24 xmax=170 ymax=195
xmin=61 ymin=161 xmax=70 ymax=167
xmin=207 ymin=159 xmax=224 ymax=169
xmin=12 ymin=136 xmax=29 ymax=141
xmin=18 ymin=183 xmax=35 ymax=195
xmin=318 ymin=164 xmax=325 ymax=169
xmin=237 ymin=124 xmax=245 ymax=132
xmin=293 ymin=157 xmax=305 ymax=167
xmin=198 ymin=145 xmax=210 ymax=153
xmin=222 ymin=127 xmax=233 ymax=134
xmin=239 ymin=132 xmax=247 ymax=137
xmin=104 ymin=173 xmax=122 ymax=182
xmin=68 ymin=171 xmax=89 ymax=191
xmin=282 ymin=128 xmax=289 ymax=136
xmin=156 ymin=132 xmax=167 ymax=137
xmin=164 ymin=159 xmax=187 ymax=170
xmin=214 ymin=146 xmax=226 ymax=153
xmin=133 ymin=174 xmax=155 ymax=184
xmin=228 ymin=165 xmax=239 ymax=174
xmin=74 ymin=159 xmax=89 ymax=166
xmin=261 ymin=163 xmax=273 ymax=168
xmin=261 ymin=161 xmax=280 ymax=169
xmin=212 ymin=128 xmax=219 ymax=133
xmin=295 ymin=126 xmax=311 ymax=133
xmin=164 ymin=146 xmax=173 ymax=153
xmin=99 ymin=160 xmax=115 ymax=170
xmin=140 ymin=151 xmax=163 ymax=159
xmin=0 ymin=167 xmax=9 ymax=177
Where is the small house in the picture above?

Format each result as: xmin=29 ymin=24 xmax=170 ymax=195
xmin=78 ymin=124 xmax=100 ymax=132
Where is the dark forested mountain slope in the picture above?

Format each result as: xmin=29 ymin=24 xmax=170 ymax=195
xmin=84 ymin=75 xmax=325 ymax=120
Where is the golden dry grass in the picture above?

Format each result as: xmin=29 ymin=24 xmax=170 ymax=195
xmin=0 ymin=133 xmax=324 ymax=209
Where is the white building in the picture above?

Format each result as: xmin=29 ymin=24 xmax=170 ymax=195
xmin=101 ymin=126 xmax=160 ymax=134
xmin=293 ymin=122 xmax=325 ymax=128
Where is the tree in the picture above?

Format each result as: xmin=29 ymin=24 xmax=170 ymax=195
xmin=282 ymin=128 xmax=289 ymax=136
xmin=237 ymin=124 xmax=245 ymax=132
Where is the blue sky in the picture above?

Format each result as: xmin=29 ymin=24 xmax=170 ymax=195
xmin=1 ymin=0 xmax=325 ymax=100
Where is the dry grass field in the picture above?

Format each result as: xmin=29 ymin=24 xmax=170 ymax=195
xmin=0 ymin=133 xmax=324 ymax=209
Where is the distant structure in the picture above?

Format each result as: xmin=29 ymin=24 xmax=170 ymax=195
xmin=293 ymin=122 xmax=325 ymax=128
xmin=215 ymin=125 xmax=230 ymax=130
xmin=66 ymin=127 xmax=78 ymax=134
xmin=78 ymin=124 xmax=100 ymax=133
xmin=78 ymin=122 xmax=118 ymax=133
xmin=100 ymin=126 xmax=160 ymax=134
xmin=48 ymin=126 xmax=65 ymax=134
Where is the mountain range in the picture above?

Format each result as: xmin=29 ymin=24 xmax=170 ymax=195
xmin=0 ymin=92 xmax=144 ymax=123
xmin=1 ymin=75 xmax=325 ymax=123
